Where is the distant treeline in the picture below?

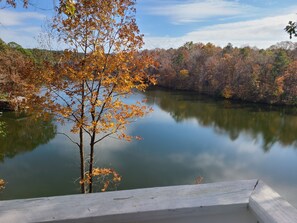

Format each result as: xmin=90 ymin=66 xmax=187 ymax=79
xmin=2 ymin=38 xmax=297 ymax=105
xmin=148 ymin=41 xmax=297 ymax=105
xmin=0 ymin=38 xmax=62 ymax=101
xmin=0 ymin=38 xmax=62 ymax=65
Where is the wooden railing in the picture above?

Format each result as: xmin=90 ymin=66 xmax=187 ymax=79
xmin=0 ymin=179 xmax=296 ymax=223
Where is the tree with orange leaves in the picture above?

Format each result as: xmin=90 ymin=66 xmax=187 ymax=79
xmin=0 ymin=0 xmax=28 ymax=8
xmin=38 ymin=0 xmax=156 ymax=193
xmin=0 ymin=178 xmax=5 ymax=191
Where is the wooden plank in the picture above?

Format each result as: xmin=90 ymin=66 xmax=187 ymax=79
xmin=249 ymin=180 xmax=297 ymax=223
xmin=0 ymin=179 xmax=257 ymax=223
xmin=46 ymin=205 xmax=256 ymax=223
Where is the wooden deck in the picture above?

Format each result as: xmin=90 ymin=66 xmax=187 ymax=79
xmin=0 ymin=179 xmax=296 ymax=223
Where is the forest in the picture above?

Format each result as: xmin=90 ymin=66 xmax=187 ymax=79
xmin=1 ymin=39 xmax=297 ymax=107
xmin=0 ymin=38 xmax=62 ymax=109
xmin=149 ymin=41 xmax=297 ymax=105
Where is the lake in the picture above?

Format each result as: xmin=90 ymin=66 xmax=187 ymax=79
xmin=0 ymin=88 xmax=297 ymax=208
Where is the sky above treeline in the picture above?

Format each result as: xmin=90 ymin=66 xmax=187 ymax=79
xmin=0 ymin=0 xmax=296 ymax=49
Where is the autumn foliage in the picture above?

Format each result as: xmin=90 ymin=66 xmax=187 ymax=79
xmin=0 ymin=40 xmax=37 ymax=110
xmin=35 ymin=0 xmax=156 ymax=193
xmin=151 ymin=41 xmax=297 ymax=105
xmin=0 ymin=0 xmax=28 ymax=8
xmin=0 ymin=179 xmax=5 ymax=191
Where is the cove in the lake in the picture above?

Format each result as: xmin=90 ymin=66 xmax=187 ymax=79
xmin=0 ymin=88 xmax=296 ymax=208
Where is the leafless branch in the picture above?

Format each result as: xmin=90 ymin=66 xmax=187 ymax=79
xmin=57 ymin=132 xmax=79 ymax=147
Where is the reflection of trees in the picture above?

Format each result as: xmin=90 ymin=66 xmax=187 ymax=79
xmin=146 ymin=89 xmax=297 ymax=152
xmin=0 ymin=112 xmax=56 ymax=161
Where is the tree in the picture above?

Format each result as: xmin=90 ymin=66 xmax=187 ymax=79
xmin=285 ymin=21 xmax=297 ymax=39
xmin=37 ymin=0 xmax=156 ymax=193
xmin=0 ymin=0 xmax=28 ymax=8
xmin=272 ymin=50 xmax=290 ymax=77
xmin=0 ymin=39 xmax=37 ymax=109
xmin=280 ymin=61 xmax=297 ymax=104
xmin=0 ymin=178 xmax=4 ymax=191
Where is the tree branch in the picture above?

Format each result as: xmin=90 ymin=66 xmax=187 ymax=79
xmin=57 ymin=132 xmax=79 ymax=147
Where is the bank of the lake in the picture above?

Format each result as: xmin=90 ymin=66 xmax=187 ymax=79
xmin=0 ymin=100 xmax=12 ymax=111
xmin=152 ymin=42 xmax=297 ymax=106
xmin=0 ymin=89 xmax=296 ymax=208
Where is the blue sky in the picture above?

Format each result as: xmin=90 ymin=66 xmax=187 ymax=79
xmin=0 ymin=0 xmax=296 ymax=49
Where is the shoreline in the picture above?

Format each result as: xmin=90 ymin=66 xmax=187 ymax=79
xmin=150 ymin=85 xmax=297 ymax=107
xmin=0 ymin=100 xmax=13 ymax=111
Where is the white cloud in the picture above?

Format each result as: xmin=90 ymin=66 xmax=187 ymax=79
xmin=143 ymin=36 xmax=186 ymax=49
xmin=148 ymin=0 xmax=257 ymax=24
xmin=185 ymin=13 xmax=296 ymax=41
xmin=0 ymin=9 xmax=45 ymax=26
xmin=0 ymin=27 xmax=41 ymax=48
xmin=0 ymin=9 xmax=46 ymax=48
xmin=144 ymin=12 xmax=297 ymax=49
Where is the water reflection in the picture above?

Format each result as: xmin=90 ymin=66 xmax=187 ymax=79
xmin=145 ymin=89 xmax=297 ymax=151
xmin=0 ymin=89 xmax=296 ymax=208
xmin=0 ymin=112 xmax=56 ymax=161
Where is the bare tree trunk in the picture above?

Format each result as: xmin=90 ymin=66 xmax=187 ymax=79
xmin=88 ymin=133 xmax=95 ymax=193
xmin=79 ymin=129 xmax=85 ymax=193
xmin=88 ymin=86 xmax=97 ymax=193
xmin=79 ymin=81 xmax=86 ymax=193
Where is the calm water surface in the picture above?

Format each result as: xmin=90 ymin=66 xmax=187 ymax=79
xmin=0 ymin=89 xmax=297 ymax=207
